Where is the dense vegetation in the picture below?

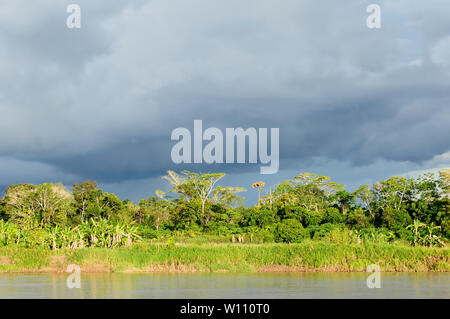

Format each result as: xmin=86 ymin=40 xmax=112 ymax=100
xmin=0 ymin=242 xmax=448 ymax=273
xmin=0 ymin=169 xmax=449 ymax=250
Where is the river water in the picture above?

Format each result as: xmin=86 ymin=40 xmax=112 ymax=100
xmin=0 ymin=272 xmax=448 ymax=298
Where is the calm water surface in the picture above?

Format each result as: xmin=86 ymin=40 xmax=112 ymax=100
xmin=0 ymin=273 xmax=448 ymax=298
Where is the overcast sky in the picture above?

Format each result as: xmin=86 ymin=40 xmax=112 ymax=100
xmin=0 ymin=0 xmax=449 ymax=203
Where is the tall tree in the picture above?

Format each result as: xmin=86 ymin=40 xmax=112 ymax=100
xmin=373 ymin=176 xmax=414 ymax=211
xmin=163 ymin=171 xmax=238 ymax=226
xmin=284 ymin=173 xmax=344 ymax=212
xmin=354 ymin=184 xmax=375 ymax=221
xmin=73 ymin=180 xmax=98 ymax=222
xmin=3 ymin=183 xmax=73 ymax=227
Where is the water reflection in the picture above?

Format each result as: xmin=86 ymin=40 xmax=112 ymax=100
xmin=0 ymin=272 xmax=448 ymax=299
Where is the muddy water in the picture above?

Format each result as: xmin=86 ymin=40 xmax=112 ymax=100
xmin=0 ymin=272 xmax=448 ymax=298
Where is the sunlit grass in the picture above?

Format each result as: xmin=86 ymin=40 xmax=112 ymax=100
xmin=0 ymin=242 xmax=448 ymax=273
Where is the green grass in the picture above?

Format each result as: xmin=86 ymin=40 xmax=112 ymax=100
xmin=0 ymin=242 xmax=448 ymax=273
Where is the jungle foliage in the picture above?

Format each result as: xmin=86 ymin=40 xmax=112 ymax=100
xmin=0 ymin=169 xmax=448 ymax=249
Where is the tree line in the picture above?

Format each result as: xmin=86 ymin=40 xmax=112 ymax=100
xmin=0 ymin=169 xmax=448 ymax=249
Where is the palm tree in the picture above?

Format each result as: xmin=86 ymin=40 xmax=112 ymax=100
xmin=252 ymin=181 xmax=265 ymax=203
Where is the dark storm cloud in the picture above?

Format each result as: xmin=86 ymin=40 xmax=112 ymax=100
xmin=0 ymin=0 xmax=449 ymax=200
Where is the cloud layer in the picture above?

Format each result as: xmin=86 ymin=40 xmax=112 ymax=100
xmin=0 ymin=0 xmax=449 ymax=202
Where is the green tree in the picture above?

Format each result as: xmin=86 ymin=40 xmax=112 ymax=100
xmin=335 ymin=190 xmax=355 ymax=215
xmin=373 ymin=176 xmax=414 ymax=211
xmin=279 ymin=173 xmax=344 ymax=213
xmin=346 ymin=207 xmax=370 ymax=230
xmin=353 ymin=185 xmax=375 ymax=221
xmin=73 ymin=180 xmax=98 ymax=222
xmin=163 ymin=171 xmax=243 ymax=227
xmin=139 ymin=195 xmax=171 ymax=231
xmin=275 ymin=218 xmax=306 ymax=243
xmin=3 ymin=183 xmax=73 ymax=227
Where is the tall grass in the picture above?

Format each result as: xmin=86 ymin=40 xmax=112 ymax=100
xmin=1 ymin=242 xmax=448 ymax=273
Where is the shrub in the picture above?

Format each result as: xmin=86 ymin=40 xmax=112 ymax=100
xmin=324 ymin=227 xmax=356 ymax=244
xmin=346 ymin=207 xmax=371 ymax=230
xmin=255 ymin=227 xmax=276 ymax=243
xmin=281 ymin=206 xmax=305 ymax=222
xmin=324 ymin=207 xmax=344 ymax=224
xmin=381 ymin=207 xmax=412 ymax=238
xmin=358 ymin=227 xmax=395 ymax=243
xmin=213 ymin=225 xmax=233 ymax=236
xmin=275 ymin=219 xmax=307 ymax=243
xmin=306 ymin=223 xmax=343 ymax=240
xmin=302 ymin=210 xmax=325 ymax=227
xmin=441 ymin=216 xmax=450 ymax=239
xmin=137 ymin=226 xmax=158 ymax=239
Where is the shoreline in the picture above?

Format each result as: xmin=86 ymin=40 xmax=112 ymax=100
xmin=2 ymin=268 xmax=449 ymax=275
xmin=1 ymin=242 xmax=448 ymax=274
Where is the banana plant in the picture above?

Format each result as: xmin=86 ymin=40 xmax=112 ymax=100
xmin=407 ymin=219 xmax=426 ymax=246
xmin=420 ymin=223 xmax=444 ymax=247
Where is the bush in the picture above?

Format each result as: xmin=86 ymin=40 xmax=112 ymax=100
xmin=306 ymin=223 xmax=344 ymax=240
xmin=242 ymin=207 xmax=275 ymax=228
xmin=381 ymin=208 xmax=412 ymax=238
xmin=323 ymin=227 xmax=356 ymax=244
xmin=253 ymin=227 xmax=276 ymax=243
xmin=324 ymin=207 xmax=344 ymax=224
xmin=281 ymin=206 xmax=305 ymax=222
xmin=213 ymin=225 xmax=233 ymax=236
xmin=24 ymin=229 xmax=50 ymax=248
xmin=275 ymin=219 xmax=307 ymax=243
xmin=136 ymin=226 xmax=158 ymax=239
xmin=441 ymin=216 xmax=450 ymax=239
xmin=346 ymin=207 xmax=371 ymax=230
xmin=357 ymin=227 xmax=395 ymax=243
xmin=302 ymin=210 xmax=325 ymax=227
xmin=281 ymin=207 xmax=324 ymax=227
xmin=260 ymin=228 xmax=275 ymax=243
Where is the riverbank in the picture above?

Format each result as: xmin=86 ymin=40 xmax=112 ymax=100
xmin=0 ymin=242 xmax=448 ymax=273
